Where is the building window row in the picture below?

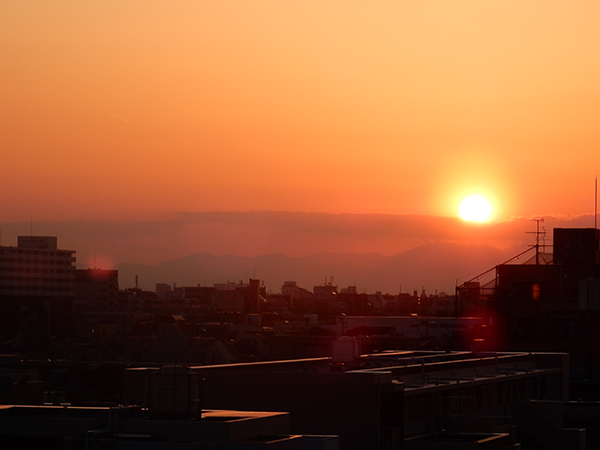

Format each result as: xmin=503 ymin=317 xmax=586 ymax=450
xmin=0 ymin=259 xmax=74 ymax=266
xmin=0 ymin=276 xmax=74 ymax=283
xmin=1 ymin=249 xmax=74 ymax=257
xmin=0 ymin=268 xmax=71 ymax=274
xmin=0 ymin=286 xmax=74 ymax=293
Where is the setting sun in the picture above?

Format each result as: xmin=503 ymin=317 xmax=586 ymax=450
xmin=459 ymin=195 xmax=492 ymax=222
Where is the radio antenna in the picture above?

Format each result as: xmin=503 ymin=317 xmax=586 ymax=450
xmin=526 ymin=218 xmax=545 ymax=265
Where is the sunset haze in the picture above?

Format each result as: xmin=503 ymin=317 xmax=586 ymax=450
xmin=3 ymin=2 xmax=600 ymax=285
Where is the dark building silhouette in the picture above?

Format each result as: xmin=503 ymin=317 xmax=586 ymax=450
xmin=75 ymin=268 xmax=119 ymax=312
xmin=123 ymin=350 xmax=575 ymax=450
xmin=459 ymin=227 xmax=600 ymax=381
xmin=0 ymin=236 xmax=76 ymax=351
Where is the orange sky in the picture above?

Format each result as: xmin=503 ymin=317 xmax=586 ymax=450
xmin=3 ymin=1 xmax=600 ymax=223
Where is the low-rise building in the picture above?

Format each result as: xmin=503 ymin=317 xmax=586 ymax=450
xmin=122 ymin=350 xmax=574 ymax=449
xmin=75 ymin=268 xmax=119 ymax=312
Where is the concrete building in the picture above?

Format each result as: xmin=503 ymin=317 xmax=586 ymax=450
xmin=0 ymin=236 xmax=76 ymax=297
xmin=282 ymin=281 xmax=313 ymax=300
xmin=155 ymin=282 xmax=172 ymax=299
xmin=458 ymin=227 xmax=600 ymax=378
xmin=0 ymin=405 xmax=338 ymax=449
xmin=121 ymin=349 xmax=576 ymax=449
xmin=75 ymin=268 xmax=119 ymax=311
xmin=3 ymin=350 xmax=596 ymax=449
xmin=0 ymin=236 xmax=76 ymax=347
xmin=0 ymin=363 xmax=339 ymax=449
xmin=313 ymin=282 xmax=337 ymax=301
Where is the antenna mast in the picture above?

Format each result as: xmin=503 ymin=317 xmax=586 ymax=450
xmin=526 ymin=218 xmax=546 ymax=265
xmin=595 ymin=176 xmax=597 ymax=229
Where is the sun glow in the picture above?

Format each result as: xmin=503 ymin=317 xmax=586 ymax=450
xmin=458 ymin=195 xmax=492 ymax=222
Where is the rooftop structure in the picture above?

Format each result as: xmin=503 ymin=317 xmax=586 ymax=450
xmin=0 ymin=405 xmax=338 ymax=449
xmin=0 ymin=363 xmax=339 ymax=448
xmin=122 ymin=349 xmax=573 ymax=449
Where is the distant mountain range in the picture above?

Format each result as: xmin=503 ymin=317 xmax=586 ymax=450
xmin=117 ymin=242 xmax=523 ymax=295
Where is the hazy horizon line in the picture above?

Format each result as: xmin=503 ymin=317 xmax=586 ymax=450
xmin=0 ymin=211 xmax=595 ymax=272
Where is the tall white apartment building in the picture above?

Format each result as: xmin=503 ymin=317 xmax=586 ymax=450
xmin=0 ymin=236 xmax=76 ymax=297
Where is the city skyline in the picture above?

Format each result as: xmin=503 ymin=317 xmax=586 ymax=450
xmin=0 ymin=211 xmax=596 ymax=293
